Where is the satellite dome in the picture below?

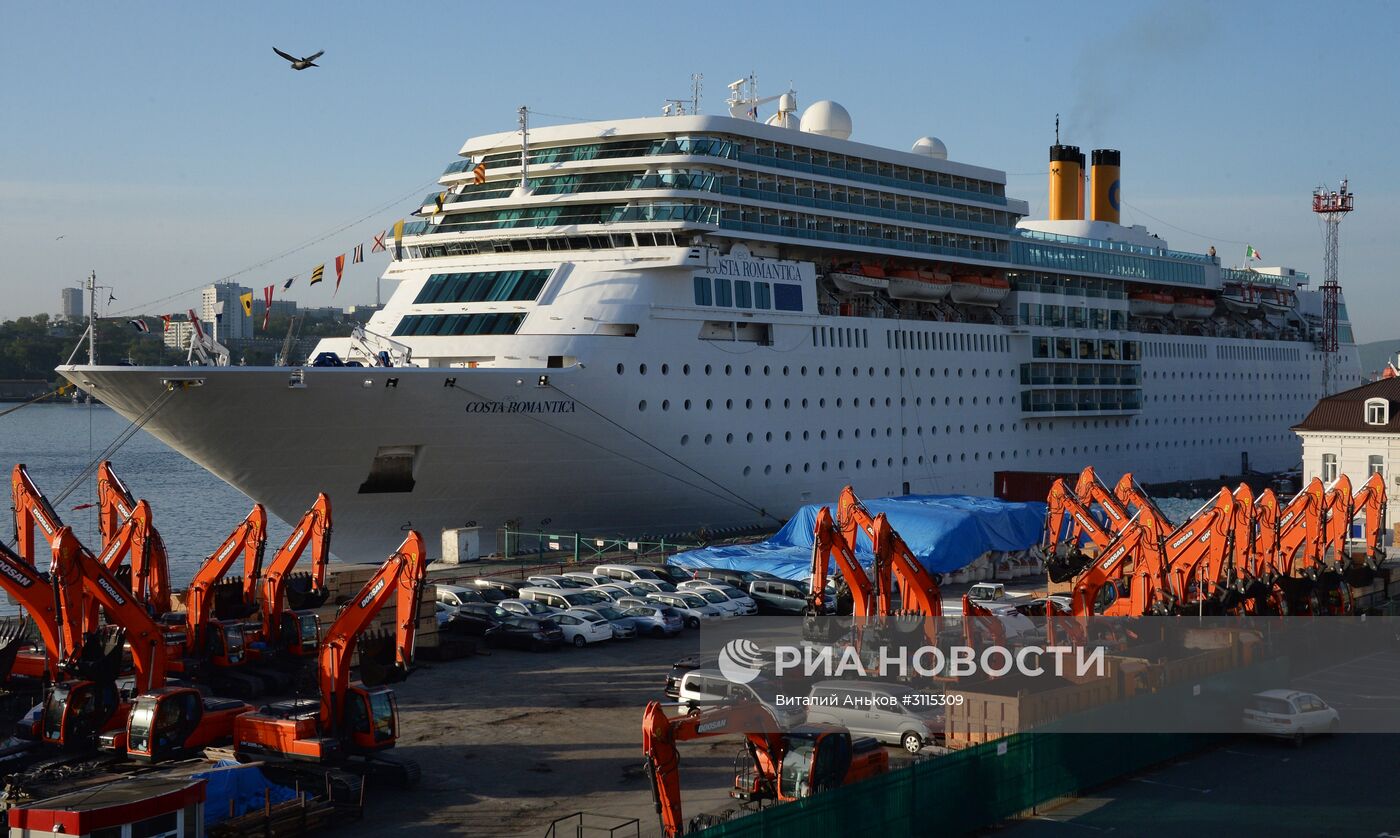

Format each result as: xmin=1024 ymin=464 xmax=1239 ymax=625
xmin=800 ymin=100 xmax=852 ymax=140
xmin=912 ymin=136 xmax=948 ymax=160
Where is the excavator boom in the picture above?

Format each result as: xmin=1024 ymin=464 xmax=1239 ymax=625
xmin=185 ymin=505 xmax=267 ymax=654
xmin=0 ymin=540 xmax=66 ymax=679
xmin=809 ymin=505 xmax=873 ymax=615
xmin=95 ymin=462 xmax=172 ymax=613
xmin=11 ymin=464 xmax=63 ymax=566
xmin=319 ymin=531 xmax=427 ymax=732
xmin=260 ymin=493 xmax=332 ymax=641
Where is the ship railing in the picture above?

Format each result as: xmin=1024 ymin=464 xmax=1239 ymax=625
xmin=499 ymin=528 xmax=703 ymax=566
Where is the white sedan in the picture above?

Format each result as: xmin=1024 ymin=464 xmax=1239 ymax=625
xmin=551 ymin=609 xmax=615 ymax=647
xmin=1243 ymin=690 xmax=1340 ymax=745
xmin=678 ymin=581 xmax=759 ymax=615
xmin=646 ymin=592 xmax=731 ymax=628
xmin=678 ymin=585 xmax=748 ymax=617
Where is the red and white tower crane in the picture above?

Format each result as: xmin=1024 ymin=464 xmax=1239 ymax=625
xmin=1312 ymin=179 xmax=1353 ymax=395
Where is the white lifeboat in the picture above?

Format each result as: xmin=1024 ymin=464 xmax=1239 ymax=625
xmin=1172 ymin=295 xmax=1216 ymax=320
xmin=827 ymin=263 xmax=888 ymax=295
xmin=886 ymin=267 xmax=952 ymax=302
xmin=1128 ymin=291 xmax=1174 ymax=318
xmin=949 ymin=274 xmax=1010 ymax=306
xmin=1260 ymin=288 xmax=1297 ymax=314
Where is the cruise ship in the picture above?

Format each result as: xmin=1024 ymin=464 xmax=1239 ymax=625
xmin=60 ymin=81 xmax=1363 ymax=560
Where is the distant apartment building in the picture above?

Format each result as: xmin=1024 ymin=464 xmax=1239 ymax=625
xmin=60 ymin=287 xmax=83 ymax=321
xmin=252 ymin=299 xmax=298 ymax=325
xmin=200 ymin=282 xmax=252 ymax=341
xmin=163 ymin=320 xmax=194 ymax=351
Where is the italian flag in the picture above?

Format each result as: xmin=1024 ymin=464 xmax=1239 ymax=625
xmin=1246 ymin=245 xmax=1262 ymax=261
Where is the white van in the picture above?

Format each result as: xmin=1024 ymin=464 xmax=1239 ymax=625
xmin=804 ymin=681 xmax=942 ymax=753
xmin=676 ymin=669 xmax=802 ymax=727
xmin=593 ymin=564 xmax=665 ymax=583
xmin=518 ymin=586 xmax=611 ymax=611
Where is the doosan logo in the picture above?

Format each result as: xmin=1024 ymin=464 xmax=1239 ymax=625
xmin=718 ymin=638 xmax=766 ymax=685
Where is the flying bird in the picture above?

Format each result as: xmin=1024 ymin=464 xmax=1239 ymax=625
xmin=273 ymin=47 xmax=324 ymax=70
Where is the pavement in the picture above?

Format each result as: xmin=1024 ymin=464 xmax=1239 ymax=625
xmin=995 ymin=732 xmax=1400 ymax=837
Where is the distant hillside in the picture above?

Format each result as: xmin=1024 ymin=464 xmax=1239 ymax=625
xmin=1359 ymin=340 xmax=1400 ymax=376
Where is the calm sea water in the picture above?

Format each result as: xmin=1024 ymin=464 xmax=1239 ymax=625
xmin=0 ymin=403 xmax=297 ymax=588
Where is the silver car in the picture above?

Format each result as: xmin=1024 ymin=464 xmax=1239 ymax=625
xmin=617 ymin=603 xmax=685 ymax=637
xmin=572 ymin=604 xmax=638 ymax=639
xmin=679 ymin=581 xmax=759 ymax=615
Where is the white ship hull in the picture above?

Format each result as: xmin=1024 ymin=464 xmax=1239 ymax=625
xmin=61 ymin=325 xmax=1357 ymax=561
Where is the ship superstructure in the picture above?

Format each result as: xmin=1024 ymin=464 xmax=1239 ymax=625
xmin=61 ymin=85 xmax=1362 ymax=559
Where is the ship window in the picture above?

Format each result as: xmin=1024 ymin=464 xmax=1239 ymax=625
xmin=714 ymin=278 xmax=733 ymax=307
xmin=392 ymin=313 xmax=524 ymax=337
xmin=773 ymin=284 xmax=802 ymax=311
xmin=413 ymin=269 xmax=552 ymax=304
xmin=754 ymin=282 xmax=771 ymax=309
xmin=693 ymin=276 xmax=712 ymax=306
xmin=735 ymin=280 xmax=752 ymax=308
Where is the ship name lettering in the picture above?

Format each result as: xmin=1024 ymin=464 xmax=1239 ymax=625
xmin=465 ymin=400 xmax=576 ymax=414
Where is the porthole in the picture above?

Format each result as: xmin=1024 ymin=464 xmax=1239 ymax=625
xmin=680 ymin=434 xmax=689 ymax=445
xmin=725 ymin=365 xmax=733 ymax=375
xmin=743 ymin=466 xmax=751 ymax=476
xmin=704 ymin=434 xmax=713 ymax=444
xmin=661 ymin=400 xmax=670 ymax=411
xmin=745 ymin=399 xmax=753 ymax=409
xmin=764 ymin=465 xmax=772 ymax=475
xmin=684 ymin=399 xmax=692 ymax=410
xmin=640 ymin=364 xmax=648 ymax=375
xmin=638 ymin=400 xmax=647 ymax=411
xmin=616 ymin=363 xmax=624 ymax=375
xmin=683 ymin=364 xmax=691 ymax=375
xmin=661 ymin=364 xmax=669 ymax=375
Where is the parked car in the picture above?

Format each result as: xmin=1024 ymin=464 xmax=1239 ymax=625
xmin=679 ymin=586 xmax=747 ymax=616
xmin=645 ymin=565 xmax=694 ymax=585
xmin=473 ymin=577 xmax=523 ymax=598
xmin=588 ymin=583 xmax=652 ymax=602
xmin=593 ymin=564 xmax=666 ymax=583
xmin=447 ymin=603 xmax=509 ymax=638
xmin=572 ymin=604 xmax=639 ymax=639
xmin=526 ymin=574 xmax=591 ymax=590
xmin=804 ymin=681 xmax=943 ymax=753
xmin=436 ymin=584 xmax=486 ymax=613
xmin=646 ymin=592 xmax=729 ymax=627
xmin=551 ymin=609 xmax=615 ymax=647
xmin=1012 ymin=596 xmax=1073 ymax=617
xmin=1243 ymin=690 xmax=1340 ymax=744
xmin=562 ymin=571 xmax=610 ymax=587
xmin=491 ymin=615 xmax=564 ymax=651
xmin=498 ymin=597 xmax=559 ymax=618
xmin=747 ymin=579 xmax=814 ymax=616
xmin=519 ymin=586 xmax=611 ymax=611
xmin=676 ymin=669 xmax=803 ymax=726
xmin=434 ymin=602 xmax=454 ymax=629
xmin=678 ymin=581 xmax=759 ymax=615
xmin=631 ymin=579 xmax=678 ymax=595
xmin=617 ymin=603 xmax=685 ymax=638
xmin=687 ymin=567 xmax=763 ymax=589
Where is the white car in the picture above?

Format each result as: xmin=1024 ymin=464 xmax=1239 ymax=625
xmin=647 ymin=592 xmax=730 ymax=627
xmin=526 ymin=574 xmax=590 ymax=590
xmin=588 ymin=583 xmax=651 ymax=602
xmin=551 ymin=609 xmax=615 ymax=647
xmin=631 ymin=579 xmax=678 ymax=595
xmin=497 ymin=597 xmax=559 ymax=618
xmin=678 ymin=581 xmax=758 ymax=615
xmin=1243 ymin=690 xmax=1339 ymax=744
xmin=678 ymin=585 xmax=747 ymax=617
xmin=562 ymin=571 xmax=610 ymax=587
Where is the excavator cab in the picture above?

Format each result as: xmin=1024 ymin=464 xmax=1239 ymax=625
xmin=123 ymin=687 xmax=251 ymax=763
xmin=343 ymin=684 xmax=400 ymax=753
xmin=205 ymin=619 xmax=247 ymax=668
xmin=42 ymin=680 xmax=121 ymax=749
xmin=279 ymin=611 xmax=322 ymax=658
xmin=777 ymin=728 xmax=851 ymax=799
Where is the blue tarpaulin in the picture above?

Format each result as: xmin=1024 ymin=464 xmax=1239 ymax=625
xmin=193 ymin=760 xmax=297 ymax=826
xmin=669 ymin=494 xmax=1046 ymax=580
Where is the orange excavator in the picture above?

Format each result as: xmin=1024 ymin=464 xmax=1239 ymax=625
xmin=95 ymin=462 xmax=172 ymax=614
xmin=1159 ymin=488 xmax=1240 ymax=613
xmin=1071 ymin=513 xmax=1170 ymax=617
xmin=1343 ymin=472 xmax=1388 ymax=587
xmin=0 ymin=540 xmax=73 ymax=682
xmin=961 ymin=594 xmax=1007 ymax=648
xmin=11 ymin=464 xmax=64 ymax=566
xmin=642 ymin=699 xmax=888 ymax=838
xmin=808 ymin=505 xmax=876 ymax=617
xmin=837 ymin=487 xmax=943 ymax=622
xmin=1044 ymin=478 xmax=1117 ymax=582
xmin=249 ymin=493 xmax=332 ymax=662
xmin=174 ymin=504 xmax=270 ymax=697
xmin=233 ymin=531 xmax=427 ymax=785
xmin=1112 ymin=473 xmax=1174 ymax=532
xmin=1073 ymin=466 xmax=1135 ymax=535
xmin=43 ymin=527 xmax=173 ymax=750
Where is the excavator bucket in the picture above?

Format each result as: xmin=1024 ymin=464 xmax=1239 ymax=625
xmin=67 ymin=626 xmax=126 ymax=684
xmin=1046 ymin=548 xmax=1093 ymax=583
xmin=284 ymin=572 xmax=330 ymax=611
xmin=1344 ymin=563 xmax=1377 ymax=588
xmin=0 ymin=618 xmax=31 ymax=682
xmin=356 ymin=629 xmax=410 ymax=687
xmin=210 ymin=579 xmax=258 ymax=620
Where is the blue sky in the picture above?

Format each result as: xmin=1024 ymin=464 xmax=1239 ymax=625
xmin=2 ymin=0 xmax=1398 ymax=342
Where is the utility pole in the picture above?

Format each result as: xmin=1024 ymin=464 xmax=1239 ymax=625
xmin=518 ymin=106 xmax=530 ymax=192
xmin=86 ymin=270 xmax=97 ymax=365
xmin=1312 ymin=180 xmax=1354 ymax=395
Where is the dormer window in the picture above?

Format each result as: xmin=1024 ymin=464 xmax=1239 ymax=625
xmin=1365 ymin=398 xmax=1389 ymax=426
